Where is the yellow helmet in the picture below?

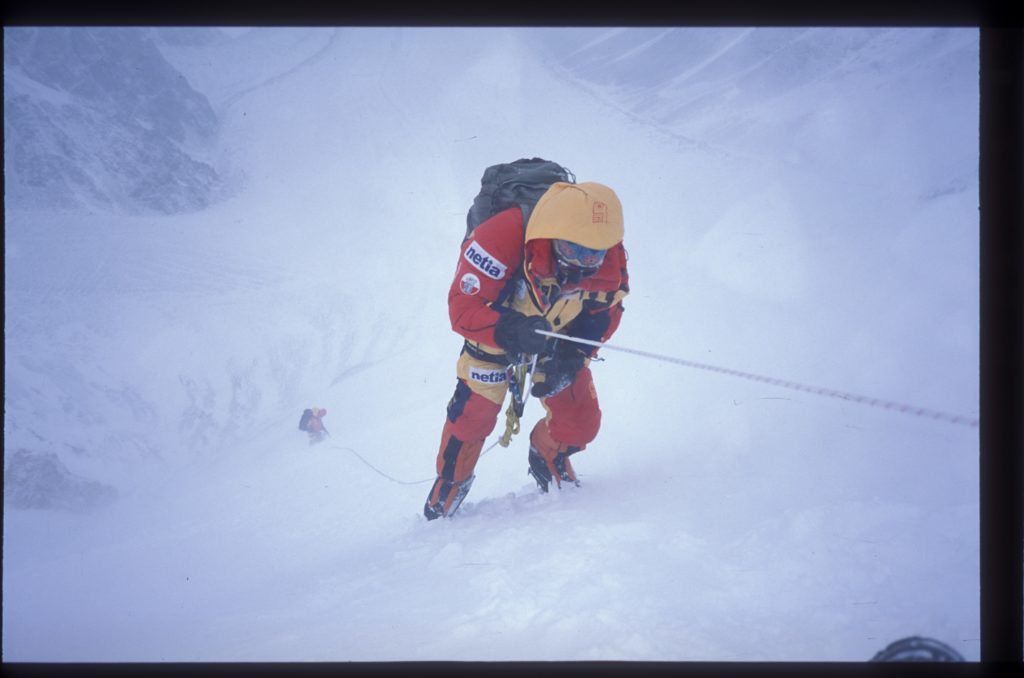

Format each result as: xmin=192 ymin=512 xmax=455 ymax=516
xmin=525 ymin=181 xmax=623 ymax=249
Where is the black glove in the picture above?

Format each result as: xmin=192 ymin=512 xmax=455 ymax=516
xmin=494 ymin=311 xmax=551 ymax=356
xmin=531 ymin=341 xmax=588 ymax=398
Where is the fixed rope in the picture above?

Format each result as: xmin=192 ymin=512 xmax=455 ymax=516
xmin=332 ymin=329 xmax=976 ymax=488
xmin=330 ymin=445 xmax=434 ymax=485
xmin=330 ymin=357 xmax=537 ymax=485
xmin=536 ymin=329 xmax=978 ymax=429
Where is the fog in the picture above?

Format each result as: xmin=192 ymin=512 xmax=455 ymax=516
xmin=3 ymin=27 xmax=979 ymax=661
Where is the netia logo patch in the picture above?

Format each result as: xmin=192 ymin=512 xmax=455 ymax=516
xmin=464 ymin=241 xmax=507 ymax=280
xmin=468 ymin=366 xmax=507 ymax=384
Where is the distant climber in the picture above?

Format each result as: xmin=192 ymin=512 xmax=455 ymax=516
xmin=299 ymin=407 xmax=328 ymax=445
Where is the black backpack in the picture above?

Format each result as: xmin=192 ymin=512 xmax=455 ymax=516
xmin=464 ymin=158 xmax=575 ymax=241
xmin=298 ymin=408 xmax=312 ymax=431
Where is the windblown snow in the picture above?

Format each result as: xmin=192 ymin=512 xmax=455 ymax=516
xmin=3 ymin=27 xmax=979 ymax=661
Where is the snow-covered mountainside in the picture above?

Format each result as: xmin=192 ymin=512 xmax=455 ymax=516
xmin=3 ymin=27 xmax=223 ymax=214
xmin=3 ymin=27 xmax=979 ymax=661
xmin=531 ymin=27 xmax=977 ymax=197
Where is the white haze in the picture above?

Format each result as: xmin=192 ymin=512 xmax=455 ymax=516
xmin=3 ymin=27 xmax=979 ymax=661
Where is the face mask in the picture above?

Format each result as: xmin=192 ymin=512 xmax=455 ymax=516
xmin=555 ymin=259 xmax=599 ymax=287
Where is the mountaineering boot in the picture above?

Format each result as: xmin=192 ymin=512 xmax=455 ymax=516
xmin=527 ymin=445 xmax=580 ymax=493
xmin=553 ymin=451 xmax=579 ymax=488
xmin=527 ymin=418 xmax=585 ymax=493
xmin=527 ymin=445 xmax=553 ymax=492
xmin=423 ymin=474 xmax=475 ymax=520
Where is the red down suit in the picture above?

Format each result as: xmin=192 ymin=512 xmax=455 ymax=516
xmin=432 ymin=181 xmax=629 ymax=492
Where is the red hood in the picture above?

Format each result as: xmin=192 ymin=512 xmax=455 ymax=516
xmin=523 ymin=238 xmax=627 ymax=309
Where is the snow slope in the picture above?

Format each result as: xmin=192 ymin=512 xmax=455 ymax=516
xmin=3 ymin=28 xmax=222 ymax=214
xmin=3 ymin=27 xmax=979 ymax=661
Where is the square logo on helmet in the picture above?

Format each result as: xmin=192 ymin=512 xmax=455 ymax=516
xmin=592 ymin=201 xmax=608 ymax=224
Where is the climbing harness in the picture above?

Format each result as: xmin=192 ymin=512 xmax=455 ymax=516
xmin=497 ymin=353 xmax=538 ymax=448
